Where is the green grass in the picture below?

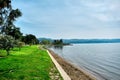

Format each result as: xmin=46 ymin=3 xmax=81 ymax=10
xmin=0 ymin=45 xmax=62 ymax=80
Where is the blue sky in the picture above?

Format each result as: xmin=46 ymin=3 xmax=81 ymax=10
xmin=12 ymin=0 xmax=120 ymax=39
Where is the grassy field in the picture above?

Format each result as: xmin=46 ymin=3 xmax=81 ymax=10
xmin=0 ymin=45 xmax=62 ymax=80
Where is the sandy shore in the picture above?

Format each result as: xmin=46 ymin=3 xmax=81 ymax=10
xmin=48 ymin=50 xmax=96 ymax=80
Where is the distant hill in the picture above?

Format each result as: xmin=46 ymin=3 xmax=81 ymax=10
xmin=38 ymin=38 xmax=120 ymax=44
xmin=63 ymin=39 xmax=120 ymax=44
xmin=38 ymin=38 xmax=53 ymax=42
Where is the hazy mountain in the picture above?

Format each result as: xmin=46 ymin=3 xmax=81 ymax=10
xmin=63 ymin=39 xmax=120 ymax=44
xmin=38 ymin=38 xmax=120 ymax=44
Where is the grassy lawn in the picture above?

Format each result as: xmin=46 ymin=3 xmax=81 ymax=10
xmin=0 ymin=45 xmax=62 ymax=80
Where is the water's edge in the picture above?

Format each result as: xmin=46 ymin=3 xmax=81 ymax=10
xmin=48 ymin=49 xmax=105 ymax=80
xmin=49 ymin=43 xmax=120 ymax=80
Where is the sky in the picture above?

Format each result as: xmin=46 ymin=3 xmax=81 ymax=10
xmin=12 ymin=0 xmax=120 ymax=39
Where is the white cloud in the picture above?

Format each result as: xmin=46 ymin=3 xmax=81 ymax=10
xmin=92 ymin=14 xmax=111 ymax=22
xmin=13 ymin=0 xmax=120 ymax=39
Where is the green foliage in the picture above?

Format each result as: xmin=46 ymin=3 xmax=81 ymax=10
xmin=53 ymin=39 xmax=63 ymax=45
xmin=9 ymin=9 xmax=22 ymax=21
xmin=0 ymin=0 xmax=22 ymax=29
xmin=0 ymin=0 xmax=22 ymax=39
xmin=0 ymin=0 xmax=11 ymax=9
xmin=2 ymin=25 xmax=23 ymax=40
xmin=22 ymin=34 xmax=39 ymax=45
xmin=40 ymin=39 xmax=51 ymax=45
xmin=0 ymin=0 xmax=12 ymax=26
xmin=0 ymin=0 xmax=23 ymax=56
xmin=0 ymin=35 xmax=14 ymax=55
xmin=13 ymin=40 xmax=25 ymax=51
xmin=17 ymin=41 xmax=25 ymax=51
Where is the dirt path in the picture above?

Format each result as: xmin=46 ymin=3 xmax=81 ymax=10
xmin=48 ymin=50 xmax=96 ymax=80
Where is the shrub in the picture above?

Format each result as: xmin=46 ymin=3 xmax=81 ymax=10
xmin=0 ymin=35 xmax=14 ymax=55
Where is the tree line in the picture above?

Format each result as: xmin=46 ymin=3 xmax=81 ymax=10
xmin=0 ymin=0 xmax=39 ymax=56
xmin=40 ymin=39 xmax=69 ymax=46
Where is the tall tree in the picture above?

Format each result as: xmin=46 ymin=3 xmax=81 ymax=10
xmin=3 ymin=25 xmax=23 ymax=40
xmin=0 ymin=0 xmax=12 ymax=29
xmin=0 ymin=0 xmax=22 ymax=55
xmin=0 ymin=0 xmax=22 ymax=35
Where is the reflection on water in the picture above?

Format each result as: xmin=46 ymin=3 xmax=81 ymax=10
xmin=53 ymin=45 xmax=63 ymax=50
xmin=50 ymin=43 xmax=120 ymax=80
xmin=50 ymin=46 xmax=64 ymax=57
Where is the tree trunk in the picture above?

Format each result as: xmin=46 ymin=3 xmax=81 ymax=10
xmin=6 ymin=50 xmax=10 ymax=56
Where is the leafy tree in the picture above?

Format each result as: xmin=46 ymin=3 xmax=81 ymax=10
xmin=22 ymin=34 xmax=39 ymax=45
xmin=17 ymin=42 xmax=25 ymax=50
xmin=0 ymin=0 xmax=22 ymax=55
xmin=40 ymin=39 xmax=51 ymax=45
xmin=0 ymin=35 xmax=14 ymax=55
xmin=13 ymin=40 xmax=25 ymax=51
xmin=3 ymin=26 xmax=23 ymax=40
xmin=0 ymin=0 xmax=22 ymax=35
xmin=53 ymin=39 xmax=63 ymax=45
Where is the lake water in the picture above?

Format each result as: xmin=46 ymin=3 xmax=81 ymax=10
xmin=50 ymin=43 xmax=120 ymax=80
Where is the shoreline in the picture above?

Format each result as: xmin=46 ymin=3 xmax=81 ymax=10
xmin=48 ymin=49 xmax=96 ymax=80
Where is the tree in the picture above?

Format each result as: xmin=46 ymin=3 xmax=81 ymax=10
xmin=0 ymin=0 xmax=11 ymax=9
xmin=22 ymin=34 xmax=39 ymax=45
xmin=13 ymin=40 xmax=25 ymax=51
xmin=3 ymin=26 xmax=23 ymax=40
xmin=0 ymin=0 xmax=22 ymax=35
xmin=53 ymin=39 xmax=63 ymax=45
xmin=0 ymin=0 xmax=22 ymax=55
xmin=0 ymin=0 xmax=12 ymax=28
xmin=40 ymin=39 xmax=51 ymax=45
xmin=0 ymin=35 xmax=14 ymax=55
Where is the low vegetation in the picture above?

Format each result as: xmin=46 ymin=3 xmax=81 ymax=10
xmin=40 ymin=39 xmax=70 ymax=46
xmin=0 ymin=45 xmax=63 ymax=80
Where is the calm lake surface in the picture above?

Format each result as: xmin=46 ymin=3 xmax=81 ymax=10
xmin=50 ymin=43 xmax=120 ymax=80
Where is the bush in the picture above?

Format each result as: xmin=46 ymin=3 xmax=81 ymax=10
xmin=17 ymin=41 xmax=25 ymax=50
xmin=40 ymin=40 xmax=51 ymax=45
xmin=0 ymin=35 xmax=14 ymax=55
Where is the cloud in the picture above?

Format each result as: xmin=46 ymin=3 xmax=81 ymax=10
xmin=12 ymin=0 xmax=120 ymax=39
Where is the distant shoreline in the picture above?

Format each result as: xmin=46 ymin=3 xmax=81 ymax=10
xmin=38 ymin=38 xmax=120 ymax=44
xmin=48 ymin=49 xmax=96 ymax=80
